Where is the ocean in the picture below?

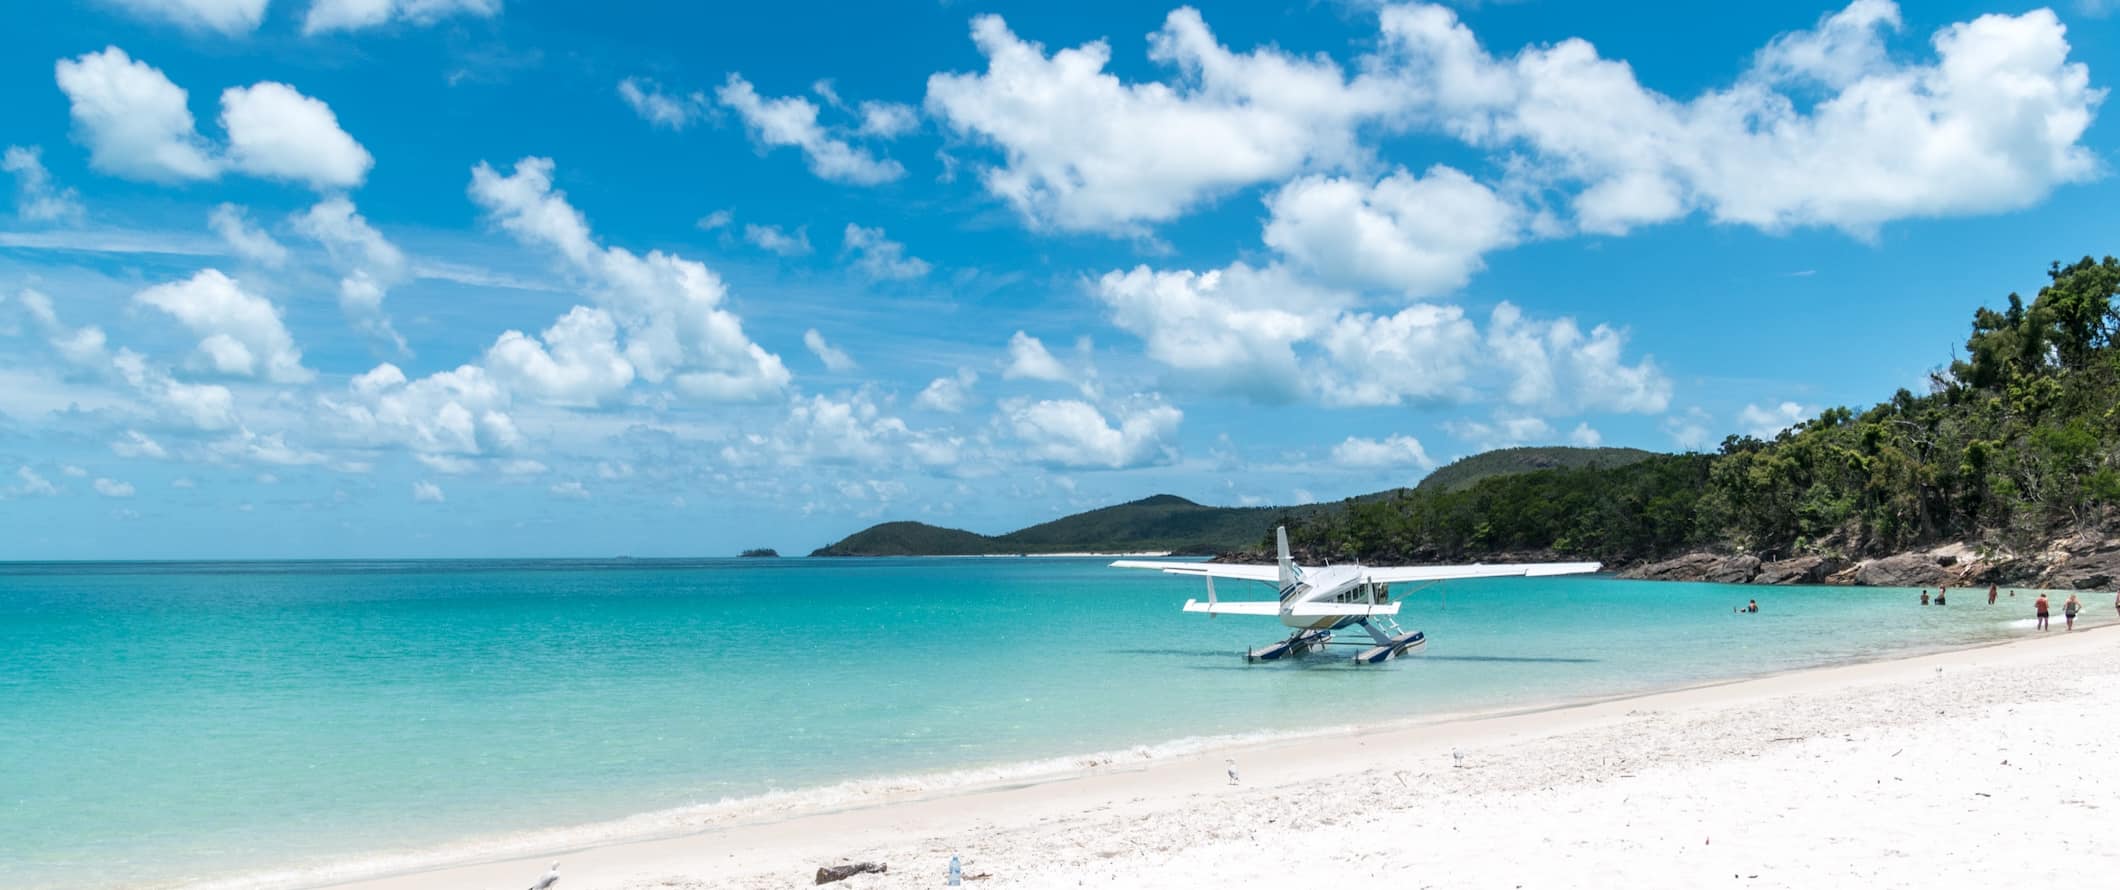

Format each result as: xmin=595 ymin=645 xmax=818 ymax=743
xmin=1 ymin=557 xmax=2093 ymax=888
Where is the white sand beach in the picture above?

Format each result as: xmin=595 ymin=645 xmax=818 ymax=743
xmin=325 ymin=627 xmax=2120 ymax=890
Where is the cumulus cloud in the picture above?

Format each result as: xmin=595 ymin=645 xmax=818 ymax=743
xmin=290 ymin=197 xmax=408 ymax=352
xmin=803 ymin=329 xmax=856 ymax=371
xmin=209 ymin=203 xmax=288 ymax=267
xmin=326 ymin=361 xmax=519 ymax=454
xmin=12 ymin=466 xmax=58 ymax=496
xmin=3 ymin=146 xmax=85 ymax=223
xmin=54 ymin=47 xmax=219 ymax=183
xmin=412 ymin=480 xmax=444 ymax=503
xmin=482 ymin=306 xmax=635 ymax=407
xmin=925 ymin=8 xmax=1401 ymax=234
xmin=1569 ymin=422 xmax=1603 ymax=447
xmin=113 ymin=430 xmax=169 ymax=458
xmin=1662 ymin=407 xmax=1715 ymax=451
xmin=1373 ymin=1 xmax=2105 ymax=236
xmin=1483 ymin=302 xmax=1670 ymax=414
xmin=716 ymin=74 xmax=905 ymax=185
xmin=548 ymin=480 xmax=590 ymax=500
xmin=1263 ymin=165 xmax=1520 ymax=295
xmin=914 ymin=368 xmax=977 ymax=413
xmin=1092 ymin=262 xmax=1327 ymax=401
xmin=468 ymin=156 xmax=790 ymax=401
xmin=619 ymin=77 xmax=708 ymax=130
xmin=219 ymin=82 xmax=373 ymax=190
xmin=303 ymin=0 xmax=500 ymax=34
xmin=744 ymin=223 xmax=812 ymax=256
xmin=857 ymin=101 xmax=920 ymax=138
xmin=1739 ymin=400 xmax=1813 ymax=438
xmin=841 ymin=224 xmax=930 ymax=280
xmin=1331 ymin=434 xmax=1435 ymax=469
xmin=134 ymin=269 xmax=311 ymax=383
xmin=106 ymin=0 xmax=271 ymax=35
xmin=1002 ymin=397 xmax=1181 ymax=469
xmin=1002 ymin=331 xmax=1070 ymax=383
xmin=93 ymin=477 xmax=137 ymax=497
xmin=1446 ymin=414 xmax=1558 ymax=450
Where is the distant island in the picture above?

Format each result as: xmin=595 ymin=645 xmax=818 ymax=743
xmin=738 ymin=548 xmax=779 ymax=558
xmin=810 ymin=447 xmax=1655 ymax=557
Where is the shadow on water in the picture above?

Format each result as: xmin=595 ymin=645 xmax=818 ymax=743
xmin=1115 ymin=648 xmax=1599 ymax=665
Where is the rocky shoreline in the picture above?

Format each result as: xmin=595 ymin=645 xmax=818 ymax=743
xmin=1617 ymin=529 xmax=2120 ymax=590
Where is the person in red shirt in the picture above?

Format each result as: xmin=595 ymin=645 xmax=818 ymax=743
xmin=2035 ymin=593 xmax=2050 ymax=631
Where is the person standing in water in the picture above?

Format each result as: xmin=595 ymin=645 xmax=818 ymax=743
xmin=1989 ymin=584 xmax=1998 ymax=605
xmin=1920 ymin=590 xmax=1931 ymax=605
xmin=1936 ymin=588 xmax=1947 ymax=606
xmin=2035 ymin=593 xmax=2051 ymax=630
xmin=2064 ymin=594 xmax=2080 ymax=631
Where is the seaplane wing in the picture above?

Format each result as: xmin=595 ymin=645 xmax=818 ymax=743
xmin=1118 ymin=526 xmax=1600 ymax=666
xmin=1109 ymin=560 xmax=1280 ymax=583
xmin=1180 ymin=599 xmax=1281 ymax=615
xmin=1362 ymin=561 xmax=1603 ymax=584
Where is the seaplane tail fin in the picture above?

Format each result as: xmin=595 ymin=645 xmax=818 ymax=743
xmin=1275 ymin=525 xmax=1299 ymax=591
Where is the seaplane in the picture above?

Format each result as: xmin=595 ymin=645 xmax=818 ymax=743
xmin=1113 ymin=527 xmax=1600 ymax=664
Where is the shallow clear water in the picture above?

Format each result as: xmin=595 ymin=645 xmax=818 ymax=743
xmin=1 ymin=558 xmax=2101 ymax=888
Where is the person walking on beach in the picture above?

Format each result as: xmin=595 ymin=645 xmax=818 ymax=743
xmin=2035 ymin=593 xmax=2051 ymax=631
xmin=2064 ymin=594 xmax=2080 ymax=631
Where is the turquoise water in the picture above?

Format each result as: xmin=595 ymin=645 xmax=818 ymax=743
xmin=1 ymin=558 xmax=2099 ymax=888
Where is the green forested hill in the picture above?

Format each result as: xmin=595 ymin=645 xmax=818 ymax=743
xmin=1413 ymin=446 xmax=1658 ymax=494
xmin=1286 ymin=256 xmax=2120 ymax=567
xmin=808 ymin=521 xmax=993 ymax=556
xmin=813 ymin=447 xmax=1642 ymax=557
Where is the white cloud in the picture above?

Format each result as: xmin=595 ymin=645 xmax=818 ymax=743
xmin=1315 ymin=304 xmax=1481 ymax=407
xmin=716 ymin=74 xmax=905 ymax=185
xmin=326 ymin=362 xmax=519 ymax=455
xmin=412 ymin=480 xmax=444 ymax=503
xmin=1092 ymin=262 xmax=1327 ymax=401
xmin=1331 ymin=434 xmax=1435 ymax=469
xmin=803 ymin=329 xmax=856 ymax=371
xmin=1569 ymin=422 xmax=1603 ymax=447
xmin=696 ymin=209 xmax=733 ymax=231
xmin=303 ymin=0 xmax=500 ymax=34
xmin=290 ymin=196 xmax=408 ymax=352
xmin=3 ymin=146 xmax=85 ymax=223
xmin=1373 ymin=2 xmax=2105 ymax=236
xmin=1002 ymin=397 xmax=1181 ymax=469
xmin=1263 ymin=165 xmax=1520 ymax=295
xmin=93 ymin=477 xmax=136 ymax=498
xmin=209 ymin=203 xmax=288 ymax=267
xmin=107 ymin=0 xmax=271 ymax=35
xmin=1483 ymin=302 xmax=1669 ymax=414
xmin=743 ymin=223 xmax=812 ymax=256
xmin=468 ymin=156 xmax=790 ymax=401
xmin=1002 ymin=331 xmax=1070 ymax=383
xmin=499 ymin=458 xmax=546 ymax=476
xmin=483 ymin=306 xmax=636 ymax=407
xmin=1662 ymin=407 xmax=1715 ymax=451
xmin=113 ymin=430 xmax=169 ymax=459
xmin=54 ymin=47 xmax=219 ymax=183
xmin=618 ymin=77 xmax=708 ymax=130
xmin=857 ymin=101 xmax=919 ymax=138
xmin=1446 ymin=414 xmax=1557 ymax=450
xmin=548 ymin=480 xmax=590 ymax=500
xmin=841 ymin=224 xmax=930 ymax=280
xmin=135 ymin=269 xmax=311 ymax=383
xmin=924 ymin=8 xmax=1400 ymax=234
xmin=62 ymin=465 xmax=89 ymax=478
xmin=213 ymin=429 xmax=327 ymax=466
xmin=13 ymin=466 xmax=58 ymax=496
xmin=1739 ymin=400 xmax=1812 ymax=438
xmin=219 ymin=81 xmax=373 ymax=190
xmin=914 ymin=368 xmax=977 ymax=413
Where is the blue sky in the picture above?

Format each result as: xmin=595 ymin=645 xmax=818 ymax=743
xmin=1 ymin=0 xmax=2115 ymax=558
